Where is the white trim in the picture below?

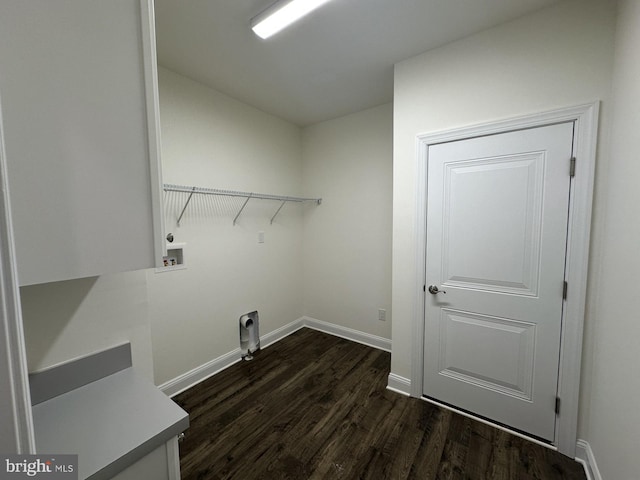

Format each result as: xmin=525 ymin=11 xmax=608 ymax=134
xmin=159 ymin=318 xmax=305 ymax=397
xmin=575 ymin=440 xmax=602 ymax=480
xmin=0 ymin=92 xmax=35 ymax=453
xmin=139 ymin=0 xmax=166 ymax=265
xmin=411 ymin=137 xmax=429 ymax=398
xmin=302 ymin=316 xmax=392 ymax=352
xmin=259 ymin=317 xmax=306 ymax=349
xmin=555 ymin=103 xmax=599 ymax=456
xmin=411 ymin=102 xmax=599 ymax=457
xmin=165 ymin=436 xmax=181 ymax=480
xmin=160 ymin=317 xmax=392 ymax=397
xmin=160 ymin=347 xmax=242 ymax=398
xmin=386 ymin=373 xmax=411 ymax=396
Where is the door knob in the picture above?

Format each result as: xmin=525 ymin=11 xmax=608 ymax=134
xmin=428 ymin=285 xmax=446 ymax=294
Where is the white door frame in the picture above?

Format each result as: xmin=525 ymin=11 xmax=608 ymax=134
xmin=0 ymin=92 xmax=35 ymax=453
xmin=411 ymin=102 xmax=599 ymax=457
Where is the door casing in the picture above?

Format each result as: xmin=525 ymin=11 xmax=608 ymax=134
xmin=410 ymin=102 xmax=599 ymax=457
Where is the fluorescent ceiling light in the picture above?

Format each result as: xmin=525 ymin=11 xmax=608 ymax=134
xmin=251 ymin=0 xmax=333 ymax=40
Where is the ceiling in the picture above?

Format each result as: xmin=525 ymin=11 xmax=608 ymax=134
xmin=154 ymin=0 xmax=560 ymax=126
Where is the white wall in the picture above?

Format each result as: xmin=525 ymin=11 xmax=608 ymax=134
xmin=582 ymin=0 xmax=640 ymax=477
xmin=391 ymin=0 xmax=615 ymax=436
xmin=20 ymin=271 xmax=154 ymax=380
xmin=302 ymin=104 xmax=393 ymax=339
xmin=148 ymin=68 xmax=304 ymax=386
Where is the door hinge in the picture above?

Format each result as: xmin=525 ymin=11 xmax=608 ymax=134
xmin=570 ymin=157 xmax=576 ymax=177
xmin=563 ymin=281 xmax=568 ymax=300
xmin=555 ymin=396 xmax=561 ymax=415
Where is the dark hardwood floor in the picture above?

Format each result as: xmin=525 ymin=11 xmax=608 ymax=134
xmin=173 ymin=328 xmax=586 ymax=480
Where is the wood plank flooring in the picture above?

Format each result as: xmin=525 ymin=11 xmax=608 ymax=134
xmin=173 ymin=328 xmax=586 ymax=480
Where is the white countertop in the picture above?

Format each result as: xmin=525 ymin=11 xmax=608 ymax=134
xmin=32 ymin=368 xmax=188 ymax=480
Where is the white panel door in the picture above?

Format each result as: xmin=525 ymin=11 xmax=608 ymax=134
xmin=423 ymin=122 xmax=574 ymax=442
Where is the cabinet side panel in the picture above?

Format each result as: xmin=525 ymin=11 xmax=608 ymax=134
xmin=110 ymin=441 xmax=171 ymax=480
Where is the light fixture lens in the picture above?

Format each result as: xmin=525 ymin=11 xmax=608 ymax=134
xmin=251 ymin=0 xmax=333 ymax=39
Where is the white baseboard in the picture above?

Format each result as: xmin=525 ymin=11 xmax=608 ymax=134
xmin=159 ymin=347 xmax=242 ymax=398
xmin=159 ymin=317 xmax=391 ymax=397
xmin=301 ymin=316 xmax=392 ymax=352
xmin=386 ymin=373 xmax=411 ymax=396
xmin=260 ymin=318 xmax=305 ymax=349
xmin=159 ymin=317 xmax=304 ymax=397
xmin=575 ymin=439 xmax=602 ymax=480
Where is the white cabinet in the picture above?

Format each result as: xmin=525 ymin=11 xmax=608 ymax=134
xmin=0 ymin=0 xmax=164 ymax=286
xmin=30 ymin=355 xmax=189 ymax=480
xmin=110 ymin=437 xmax=181 ymax=480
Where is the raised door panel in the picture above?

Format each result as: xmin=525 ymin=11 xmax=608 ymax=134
xmin=438 ymin=309 xmax=536 ymax=401
xmin=442 ymin=153 xmax=544 ymax=296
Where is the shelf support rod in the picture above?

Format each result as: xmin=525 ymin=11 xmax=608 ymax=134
xmin=270 ymin=200 xmax=288 ymax=225
xmin=176 ymin=187 xmax=196 ymax=226
xmin=233 ymin=193 xmax=253 ymax=225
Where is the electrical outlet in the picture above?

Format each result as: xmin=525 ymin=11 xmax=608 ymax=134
xmin=258 ymin=231 xmax=265 ymax=243
xmin=378 ymin=309 xmax=386 ymax=321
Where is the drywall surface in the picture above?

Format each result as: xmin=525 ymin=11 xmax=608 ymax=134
xmin=302 ymin=104 xmax=393 ymax=339
xmin=20 ymin=271 xmax=154 ymax=381
xmin=583 ymin=0 xmax=640 ymax=477
xmin=148 ymin=68 xmax=304 ymax=385
xmin=391 ymin=0 xmax=615 ymax=423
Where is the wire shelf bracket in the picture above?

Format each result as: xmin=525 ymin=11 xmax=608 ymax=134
xmin=163 ymin=184 xmax=322 ymax=226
